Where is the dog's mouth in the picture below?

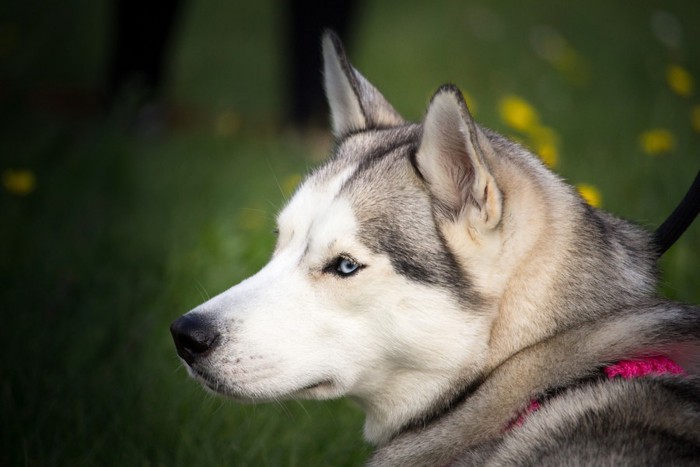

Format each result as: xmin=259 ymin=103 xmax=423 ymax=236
xmin=189 ymin=364 xmax=338 ymax=401
xmin=292 ymin=378 xmax=340 ymax=400
xmin=300 ymin=379 xmax=334 ymax=391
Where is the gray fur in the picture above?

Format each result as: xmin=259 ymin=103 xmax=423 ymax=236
xmin=171 ymin=31 xmax=700 ymax=466
xmin=321 ymin=33 xmax=700 ymax=465
xmin=368 ymin=301 xmax=700 ymax=466
xmin=334 ymin=127 xmax=482 ymax=306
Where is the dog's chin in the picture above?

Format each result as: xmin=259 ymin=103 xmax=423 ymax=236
xmin=188 ymin=365 xmax=342 ymax=402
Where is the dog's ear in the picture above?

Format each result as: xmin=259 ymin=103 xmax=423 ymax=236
xmin=322 ymin=31 xmax=404 ymax=137
xmin=416 ymin=85 xmax=502 ymax=230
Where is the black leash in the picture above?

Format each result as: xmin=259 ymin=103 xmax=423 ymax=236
xmin=653 ymin=170 xmax=700 ymax=257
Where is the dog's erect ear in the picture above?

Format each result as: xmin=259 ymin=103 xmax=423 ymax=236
xmin=416 ymin=85 xmax=502 ymax=230
xmin=322 ymin=31 xmax=404 ymax=137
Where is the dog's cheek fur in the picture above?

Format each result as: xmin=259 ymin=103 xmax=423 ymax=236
xmin=344 ymin=269 xmax=492 ymax=443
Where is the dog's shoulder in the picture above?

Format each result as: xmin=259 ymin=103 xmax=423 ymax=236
xmin=482 ymin=375 xmax=700 ymax=466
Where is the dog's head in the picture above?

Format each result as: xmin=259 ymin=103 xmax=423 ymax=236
xmin=170 ymin=32 xmax=656 ymax=443
xmin=170 ymin=32 xmax=507 ymax=441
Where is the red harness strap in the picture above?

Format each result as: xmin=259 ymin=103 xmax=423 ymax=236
xmin=505 ymin=355 xmax=686 ymax=431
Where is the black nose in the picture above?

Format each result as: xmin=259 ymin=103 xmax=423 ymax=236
xmin=170 ymin=314 xmax=221 ymax=365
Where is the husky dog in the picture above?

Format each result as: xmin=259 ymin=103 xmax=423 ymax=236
xmin=171 ymin=32 xmax=700 ymax=465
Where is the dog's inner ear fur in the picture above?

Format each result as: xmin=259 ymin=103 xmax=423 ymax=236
xmin=416 ymin=85 xmax=502 ymax=230
xmin=322 ymin=31 xmax=404 ymax=137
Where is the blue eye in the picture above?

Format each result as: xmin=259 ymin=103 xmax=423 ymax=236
xmin=337 ymin=258 xmax=359 ymax=275
xmin=325 ymin=256 xmax=362 ymax=277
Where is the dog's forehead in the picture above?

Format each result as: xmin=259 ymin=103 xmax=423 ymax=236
xmin=277 ymin=126 xmax=420 ymax=233
xmin=277 ymin=162 xmax=356 ymax=238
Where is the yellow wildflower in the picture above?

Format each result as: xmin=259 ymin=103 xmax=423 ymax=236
xmin=2 ymin=168 xmax=36 ymax=195
xmin=530 ymin=126 xmax=560 ymax=168
xmin=577 ymin=183 xmax=602 ymax=208
xmin=536 ymin=142 xmax=559 ymax=168
xmin=639 ymin=129 xmax=675 ymax=155
xmin=691 ymin=105 xmax=700 ymax=133
xmin=666 ymin=64 xmax=694 ymax=97
xmin=499 ymin=95 xmax=540 ymax=132
xmin=497 ymin=95 xmax=561 ymax=167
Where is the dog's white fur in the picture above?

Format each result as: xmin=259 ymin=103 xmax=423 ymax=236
xmin=173 ymin=32 xmax=700 ymax=464
xmin=190 ymin=165 xmax=492 ymax=442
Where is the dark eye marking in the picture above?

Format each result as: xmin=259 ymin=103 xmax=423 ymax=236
xmin=323 ymin=255 xmax=365 ymax=278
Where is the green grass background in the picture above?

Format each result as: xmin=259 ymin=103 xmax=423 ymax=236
xmin=2 ymin=0 xmax=699 ymax=465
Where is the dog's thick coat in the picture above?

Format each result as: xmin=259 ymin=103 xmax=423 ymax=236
xmin=171 ymin=33 xmax=700 ymax=465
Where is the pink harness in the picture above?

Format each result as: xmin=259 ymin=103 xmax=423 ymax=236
xmin=506 ymin=355 xmax=686 ymax=430
xmin=603 ymin=355 xmax=685 ymax=379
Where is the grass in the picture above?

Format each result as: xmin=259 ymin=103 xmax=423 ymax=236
xmin=2 ymin=1 xmax=699 ymax=466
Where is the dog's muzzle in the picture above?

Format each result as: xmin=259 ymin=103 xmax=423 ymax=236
xmin=170 ymin=314 xmax=221 ymax=365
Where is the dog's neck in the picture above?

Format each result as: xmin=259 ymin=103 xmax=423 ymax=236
xmin=473 ymin=141 xmax=657 ymax=369
xmin=358 ymin=134 xmax=661 ymax=448
xmin=485 ymin=161 xmax=576 ymax=366
xmin=440 ymin=148 xmax=574 ymax=366
xmin=366 ymin=301 xmax=699 ymax=465
xmin=355 ymin=373 xmax=472 ymax=444
xmin=355 ymin=151 xmax=572 ymax=445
